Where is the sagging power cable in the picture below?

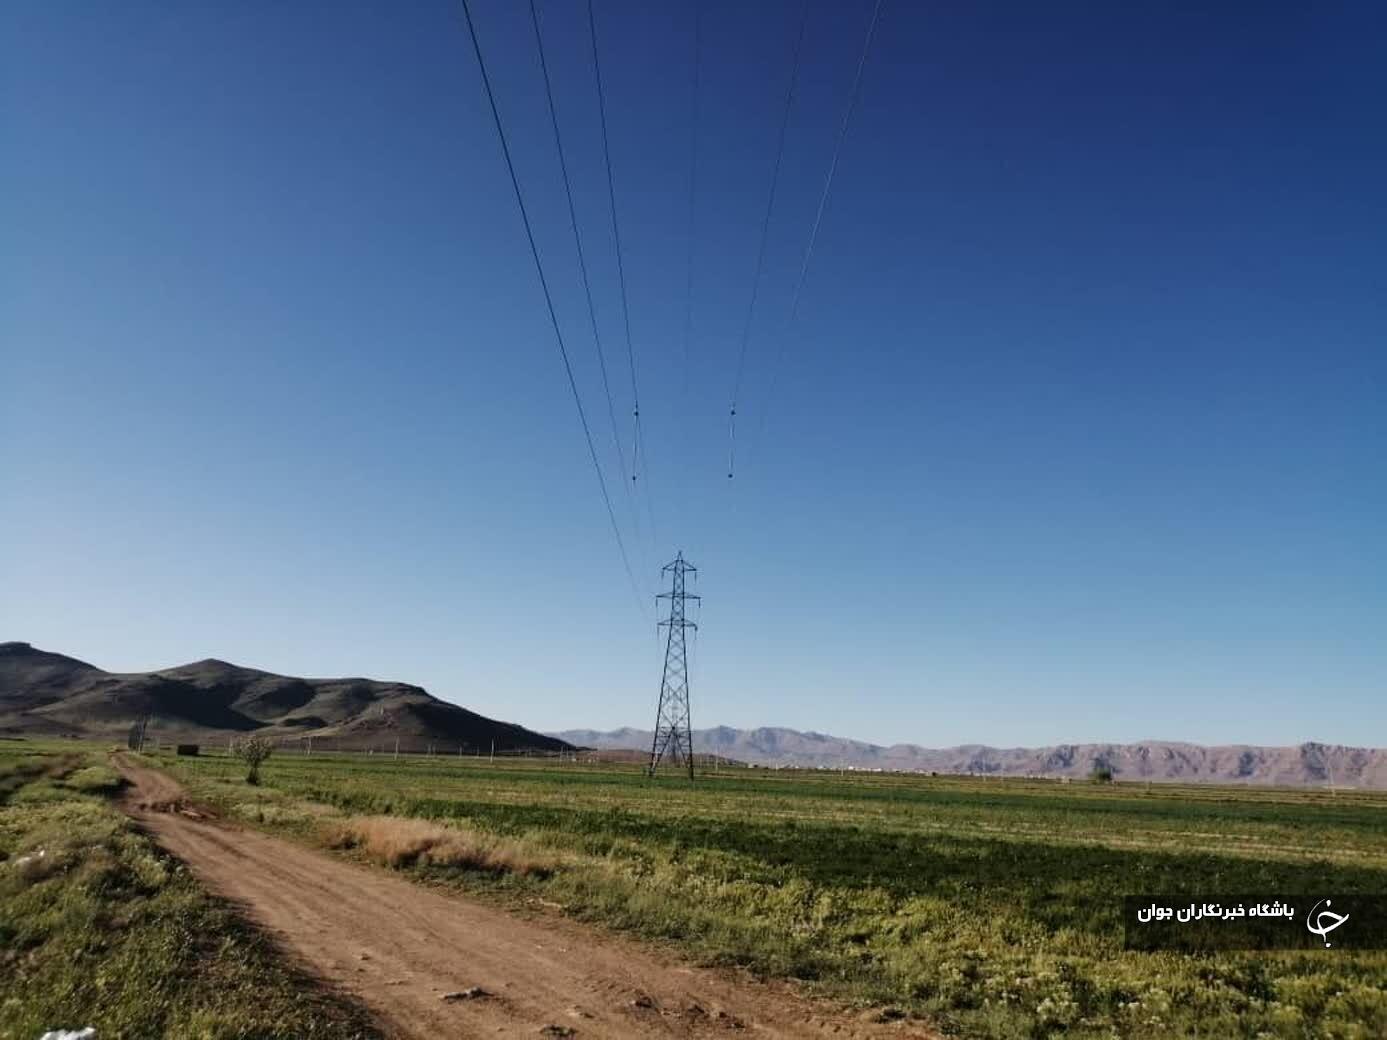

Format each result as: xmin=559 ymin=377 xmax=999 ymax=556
xmin=683 ymin=0 xmax=702 ymax=401
xmin=588 ymin=0 xmax=657 ymax=553
xmin=527 ymin=0 xmax=646 ymax=565
xmin=752 ymin=0 xmax=885 ymax=466
xmin=727 ymin=0 xmax=811 ymax=479
xmin=458 ymin=0 xmax=646 ymax=616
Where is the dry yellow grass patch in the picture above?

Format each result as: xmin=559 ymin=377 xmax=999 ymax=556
xmin=322 ymin=815 xmax=557 ymax=877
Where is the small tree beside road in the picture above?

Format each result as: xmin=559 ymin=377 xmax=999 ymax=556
xmin=234 ymin=736 xmax=274 ymax=785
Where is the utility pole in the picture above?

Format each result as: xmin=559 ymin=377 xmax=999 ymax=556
xmin=648 ymin=552 xmax=699 ymax=779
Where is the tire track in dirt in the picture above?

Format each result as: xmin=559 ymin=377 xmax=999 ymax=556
xmin=112 ymin=755 xmax=932 ymax=1039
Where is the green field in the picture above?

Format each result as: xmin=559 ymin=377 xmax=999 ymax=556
xmin=0 ymin=741 xmax=380 ymax=1040
xmin=156 ymin=745 xmax=1387 ymax=1039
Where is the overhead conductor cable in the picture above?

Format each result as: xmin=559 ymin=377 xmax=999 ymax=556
xmin=683 ymin=0 xmax=702 ymax=401
xmin=527 ymin=0 xmax=647 ymax=572
xmin=728 ymin=0 xmax=811 ymax=478
xmin=588 ymin=0 xmax=657 ymax=554
xmin=753 ymin=0 xmax=885 ymax=464
xmin=458 ymin=0 xmax=645 ymax=616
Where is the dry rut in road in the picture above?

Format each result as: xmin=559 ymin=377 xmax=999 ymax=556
xmin=113 ymin=755 xmax=933 ymax=1039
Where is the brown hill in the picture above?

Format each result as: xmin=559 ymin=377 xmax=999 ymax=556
xmin=0 ymin=641 xmax=569 ymax=754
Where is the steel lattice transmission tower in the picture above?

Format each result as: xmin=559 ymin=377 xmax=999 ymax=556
xmin=648 ymin=552 xmax=699 ymax=778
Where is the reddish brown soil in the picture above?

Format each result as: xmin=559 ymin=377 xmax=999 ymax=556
xmin=113 ymin=754 xmax=932 ymax=1039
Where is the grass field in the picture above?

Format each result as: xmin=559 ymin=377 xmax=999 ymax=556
xmin=0 ymin=741 xmax=381 ymax=1040
xmin=152 ymin=744 xmax=1387 ymax=1039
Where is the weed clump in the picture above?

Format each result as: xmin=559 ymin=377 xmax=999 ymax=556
xmin=322 ymin=815 xmax=557 ymax=877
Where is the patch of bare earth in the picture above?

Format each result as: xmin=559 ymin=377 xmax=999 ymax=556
xmin=111 ymin=754 xmax=934 ymax=1039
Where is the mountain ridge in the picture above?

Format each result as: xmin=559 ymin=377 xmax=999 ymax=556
xmin=551 ymin=725 xmax=1387 ymax=788
xmin=0 ymin=641 xmax=569 ymax=753
xmin=8 ymin=641 xmax=1379 ymax=786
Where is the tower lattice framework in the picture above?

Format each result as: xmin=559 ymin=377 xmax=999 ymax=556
xmin=649 ymin=552 xmax=698 ymax=778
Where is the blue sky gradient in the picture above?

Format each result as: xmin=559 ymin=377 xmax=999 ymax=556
xmin=3 ymin=1 xmax=1384 ymax=746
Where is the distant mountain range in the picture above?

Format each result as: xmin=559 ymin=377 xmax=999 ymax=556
xmin=0 ymin=641 xmax=568 ymax=753
xmin=551 ymin=726 xmax=1387 ymax=788
xmin=7 ymin=641 xmax=1380 ymax=787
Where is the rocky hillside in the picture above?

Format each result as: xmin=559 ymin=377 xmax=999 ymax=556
xmin=1 ymin=641 xmax=569 ymax=753
xmin=552 ymin=725 xmax=1387 ymax=788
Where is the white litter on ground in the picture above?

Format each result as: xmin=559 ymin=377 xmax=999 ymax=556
xmin=39 ymin=1029 xmax=96 ymax=1040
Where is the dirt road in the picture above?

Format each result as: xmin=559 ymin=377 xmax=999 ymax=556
xmin=113 ymin=756 xmax=931 ymax=1039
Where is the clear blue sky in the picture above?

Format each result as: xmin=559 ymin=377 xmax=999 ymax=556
xmin=3 ymin=1 xmax=1384 ymax=748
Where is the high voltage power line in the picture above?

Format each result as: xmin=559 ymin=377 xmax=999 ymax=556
xmin=727 ymin=0 xmax=810 ymax=480
xmin=752 ymin=0 xmax=885 ymax=465
xmin=453 ymin=0 xmax=886 ymax=782
xmin=458 ymin=0 xmax=646 ymax=617
xmin=527 ymin=0 xmax=647 ymax=575
xmin=683 ymin=0 xmax=702 ymax=402
xmin=588 ymin=0 xmax=657 ymax=557
xmin=456 ymin=0 xmax=883 ymax=617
